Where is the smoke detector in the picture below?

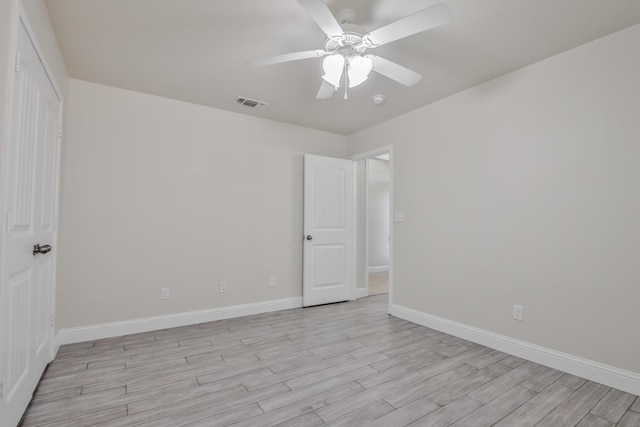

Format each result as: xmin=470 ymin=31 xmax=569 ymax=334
xmin=336 ymin=8 xmax=357 ymax=25
xmin=372 ymin=94 xmax=385 ymax=105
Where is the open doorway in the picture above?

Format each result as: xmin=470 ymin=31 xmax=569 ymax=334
xmin=366 ymin=154 xmax=390 ymax=295
xmin=352 ymin=146 xmax=393 ymax=303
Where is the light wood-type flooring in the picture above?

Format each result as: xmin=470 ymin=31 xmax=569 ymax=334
xmin=368 ymin=272 xmax=389 ymax=296
xmin=22 ymin=294 xmax=640 ymax=426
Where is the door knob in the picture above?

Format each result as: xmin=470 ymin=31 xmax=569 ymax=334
xmin=33 ymin=244 xmax=52 ymax=256
xmin=306 ymin=235 xmax=313 ymax=241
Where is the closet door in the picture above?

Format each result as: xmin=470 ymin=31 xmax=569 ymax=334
xmin=0 ymin=19 xmax=61 ymax=427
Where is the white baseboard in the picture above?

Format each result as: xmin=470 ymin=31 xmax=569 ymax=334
xmin=368 ymin=265 xmax=389 ymax=273
xmin=390 ymin=303 xmax=640 ymax=396
xmin=355 ymin=288 xmax=369 ymax=299
xmin=56 ymin=297 xmax=303 ymax=346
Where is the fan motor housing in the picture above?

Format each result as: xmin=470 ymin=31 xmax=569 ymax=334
xmin=324 ymin=31 xmax=367 ymax=55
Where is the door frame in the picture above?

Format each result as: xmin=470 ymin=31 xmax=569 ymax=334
xmin=0 ymin=4 xmax=65 ymax=365
xmin=350 ymin=145 xmax=394 ymax=312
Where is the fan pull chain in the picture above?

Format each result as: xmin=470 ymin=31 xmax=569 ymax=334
xmin=344 ymin=62 xmax=348 ymax=100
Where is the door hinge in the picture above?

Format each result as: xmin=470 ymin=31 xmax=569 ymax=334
xmin=57 ymin=124 xmax=63 ymax=139
xmin=0 ymin=379 xmax=4 ymax=400
xmin=15 ymin=51 xmax=20 ymax=72
xmin=53 ymin=216 xmax=58 ymax=231
xmin=49 ymin=314 xmax=55 ymax=327
xmin=6 ymin=213 xmax=11 ymax=232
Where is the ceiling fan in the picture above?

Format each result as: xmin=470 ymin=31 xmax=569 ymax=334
xmin=248 ymin=0 xmax=452 ymax=100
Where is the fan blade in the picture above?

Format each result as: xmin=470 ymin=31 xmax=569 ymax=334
xmin=368 ymin=55 xmax=422 ymax=87
xmin=298 ymin=0 xmax=344 ymax=38
xmin=316 ymin=80 xmax=335 ymax=99
xmin=248 ymin=49 xmax=327 ymax=67
xmin=364 ymin=2 xmax=452 ymax=47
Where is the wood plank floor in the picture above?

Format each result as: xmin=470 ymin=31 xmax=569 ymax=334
xmin=368 ymin=272 xmax=389 ymax=296
xmin=22 ymin=294 xmax=639 ymax=426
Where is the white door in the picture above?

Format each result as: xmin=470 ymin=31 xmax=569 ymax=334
xmin=303 ymin=155 xmax=353 ymax=307
xmin=0 ymin=20 xmax=61 ymax=427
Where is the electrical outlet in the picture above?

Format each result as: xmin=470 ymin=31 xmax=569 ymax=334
xmin=513 ymin=304 xmax=523 ymax=321
xmin=160 ymin=287 xmax=170 ymax=300
xmin=269 ymin=276 xmax=276 ymax=288
xmin=219 ymin=281 xmax=228 ymax=293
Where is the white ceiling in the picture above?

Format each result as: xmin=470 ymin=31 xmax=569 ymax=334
xmin=44 ymin=0 xmax=640 ymax=135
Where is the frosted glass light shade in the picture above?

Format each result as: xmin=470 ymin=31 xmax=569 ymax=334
xmin=322 ymin=54 xmax=345 ymax=88
xmin=348 ymin=55 xmax=373 ymax=88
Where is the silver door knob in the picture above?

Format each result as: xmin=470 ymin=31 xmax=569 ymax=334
xmin=306 ymin=235 xmax=313 ymax=241
xmin=33 ymin=244 xmax=52 ymax=256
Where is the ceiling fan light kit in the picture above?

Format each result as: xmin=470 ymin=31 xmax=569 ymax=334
xmin=322 ymin=53 xmax=373 ymax=89
xmin=249 ymin=0 xmax=452 ymax=100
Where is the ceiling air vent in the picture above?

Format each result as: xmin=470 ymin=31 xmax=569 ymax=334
xmin=236 ymin=96 xmax=268 ymax=109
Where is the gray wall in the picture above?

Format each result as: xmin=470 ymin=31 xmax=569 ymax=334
xmin=350 ymin=24 xmax=640 ymax=374
xmin=57 ymin=79 xmax=348 ymax=329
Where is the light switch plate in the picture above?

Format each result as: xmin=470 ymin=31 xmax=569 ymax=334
xmin=513 ymin=304 xmax=523 ymax=321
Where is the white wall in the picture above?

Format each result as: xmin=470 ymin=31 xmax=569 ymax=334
xmin=57 ymin=79 xmax=348 ymax=329
xmin=349 ymin=24 xmax=640 ymax=374
xmin=367 ymin=158 xmax=390 ymax=270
